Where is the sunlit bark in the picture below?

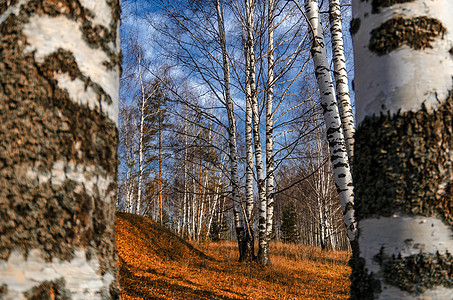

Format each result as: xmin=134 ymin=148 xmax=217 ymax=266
xmin=351 ymin=0 xmax=453 ymax=298
xmin=304 ymin=0 xmax=356 ymax=243
xmin=0 ymin=0 xmax=121 ymax=298
xmin=328 ymin=0 xmax=355 ymax=162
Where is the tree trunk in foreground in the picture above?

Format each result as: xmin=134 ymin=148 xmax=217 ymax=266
xmin=0 ymin=1 xmax=121 ymax=299
xmin=305 ymin=0 xmax=357 ymax=243
xmin=350 ymin=0 xmax=453 ymax=298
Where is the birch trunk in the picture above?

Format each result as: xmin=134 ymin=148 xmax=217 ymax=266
xmin=245 ymin=0 xmax=267 ymax=264
xmin=328 ymin=0 xmax=355 ymax=163
xmin=256 ymin=0 xmax=269 ymax=265
xmin=0 ymin=0 xmax=121 ymax=298
xmin=264 ymin=0 xmax=276 ymax=265
xmin=123 ymin=109 xmax=135 ymax=213
xmin=304 ymin=0 xmax=357 ymax=243
xmin=126 ymin=147 xmax=134 ymax=213
xmin=158 ymin=112 xmax=163 ymax=225
xmin=182 ymin=130 xmax=188 ymax=237
xmin=136 ymin=49 xmax=146 ymax=216
xmin=215 ymin=0 xmax=251 ymax=261
xmin=206 ymin=184 xmax=220 ymax=238
xmin=244 ymin=0 xmax=258 ymax=261
xmin=350 ymin=1 xmax=453 ymax=298
xmin=244 ymin=0 xmax=255 ymax=228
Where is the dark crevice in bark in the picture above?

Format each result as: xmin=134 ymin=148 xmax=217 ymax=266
xmin=236 ymin=227 xmax=255 ymax=262
xmin=349 ymin=18 xmax=360 ymax=36
xmin=374 ymin=249 xmax=453 ymax=293
xmin=23 ymin=278 xmax=71 ymax=300
xmin=0 ymin=0 xmax=19 ymax=14
xmin=0 ymin=284 xmax=7 ymax=297
xmin=349 ymin=239 xmax=381 ymax=299
xmin=353 ymin=88 xmax=453 ymax=226
xmin=239 ymin=230 xmax=255 ymax=262
xmin=368 ymin=17 xmax=446 ymax=56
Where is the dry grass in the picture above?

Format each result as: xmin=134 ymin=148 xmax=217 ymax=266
xmin=116 ymin=212 xmax=351 ymax=299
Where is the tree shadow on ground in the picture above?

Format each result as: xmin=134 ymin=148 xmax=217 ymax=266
xmin=119 ymin=254 xmax=241 ymax=299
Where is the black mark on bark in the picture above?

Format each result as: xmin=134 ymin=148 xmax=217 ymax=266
xmin=369 ymin=17 xmax=446 ymax=56
xmin=24 ymin=278 xmax=71 ymax=300
xmin=354 ymin=89 xmax=453 ymax=226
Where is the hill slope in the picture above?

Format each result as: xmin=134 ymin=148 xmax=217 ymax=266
xmin=116 ymin=212 xmax=351 ymax=299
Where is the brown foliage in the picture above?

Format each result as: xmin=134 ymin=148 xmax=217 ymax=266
xmin=116 ymin=212 xmax=351 ymax=299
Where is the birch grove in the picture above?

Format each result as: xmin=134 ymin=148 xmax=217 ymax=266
xmin=0 ymin=0 xmax=121 ymax=298
xmin=116 ymin=0 xmax=356 ymax=263
xmin=351 ymin=0 xmax=453 ymax=298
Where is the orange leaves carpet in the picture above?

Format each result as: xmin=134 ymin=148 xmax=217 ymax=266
xmin=115 ymin=212 xmax=351 ymax=299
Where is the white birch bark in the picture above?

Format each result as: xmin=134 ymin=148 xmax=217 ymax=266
xmin=206 ymin=184 xmax=220 ymax=238
xmin=353 ymin=1 xmax=453 ymax=124
xmin=304 ymin=0 xmax=356 ymax=242
xmin=244 ymin=0 xmax=255 ymax=225
xmin=214 ymin=0 xmax=244 ymax=247
xmin=121 ymin=106 xmax=136 ymax=213
xmin=0 ymin=0 xmax=121 ymax=298
xmin=244 ymin=0 xmax=267 ymax=264
xmin=262 ymin=0 xmax=276 ymax=266
xmin=191 ymin=176 xmax=197 ymax=241
xmin=136 ymin=49 xmax=146 ymax=215
xmin=351 ymin=1 xmax=453 ymax=298
xmin=328 ymin=0 xmax=355 ymax=162
xmin=182 ymin=118 xmax=189 ymax=237
xmin=126 ymin=144 xmax=135 ymax=213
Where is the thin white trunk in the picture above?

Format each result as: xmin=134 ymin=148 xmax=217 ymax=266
xmin=197 ymin=171 xmax=208 ymax=241
xmin=191 ymin=176 xmax=196 ymax=241
xmin=182 ymin=122 xmax=189 ymax=237
xmin=328 ymin=0 xmax=355 ymax=162
xmin=123 ymin=110 xmax=135 ymax=213
xmin=264 ymin=0 xmax=275 ymax=264
xmin=244 ymin=0 xmax=255 ymax=224
xmin=215 ymin=0 xmax=243 ymax=239
xmin=206 ymin=184 xmax=220 ymax=238
xmin=136 ymin=49 xmax=146 ymax=215
xmin=305 ymin=0 xmax=356 ymax=242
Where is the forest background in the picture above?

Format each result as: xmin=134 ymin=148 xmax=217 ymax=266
xmin=116 ymin=0 xmax=355 ymax=259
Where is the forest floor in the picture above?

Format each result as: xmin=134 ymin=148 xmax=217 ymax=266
xmin=116 ymin=212 xmax=352 ymax=299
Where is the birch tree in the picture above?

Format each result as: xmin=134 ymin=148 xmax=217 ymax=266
xmin=0 ymin=0 xmax=121 ymax=298
xmin=350 ymin=0 xmax=453 ymax=298
xmin=136 ymin=46 xmax=147 ymax=215
xmin=255 ymin=0 xmax=277 ymax=266
xmin=244 ymin=0 xmax=257 ymax=261
xmin=328 ymin=0 xmax=355 ymax=162
xmin=304 ymin=0 xmax=357 ymax=242
xmin=214 ymin=0 xmax=251 ymax=261
xmin=119 ymin=102 xmax=138 ymax=213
